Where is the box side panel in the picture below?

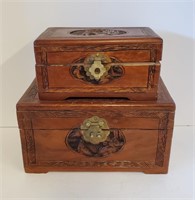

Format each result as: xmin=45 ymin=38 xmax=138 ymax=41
xmin=159 ymin=111 xmax=175 ymax=173
xmin=35 ymin=63 xmax=160 ymax=101
xmin=16 ymin=78 xmax=175 ymax=174
xmin=17 ymin=107 xmax=175 ymax=174
xmin=22 ymin=127 xmax=174 ymax=174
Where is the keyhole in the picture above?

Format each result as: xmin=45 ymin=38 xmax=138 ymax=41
xmin=95 ymin=68 xmax=101 ymax=74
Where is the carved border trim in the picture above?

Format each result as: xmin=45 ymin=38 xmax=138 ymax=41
xmin=38 ymin=160 xmax=155 ymax=168
xmin=150 ymin=49 xmax=156 ymax=62
xmin=41 ymin=65 xmax=49 ymax=89
xmin=40 ymin=64 xmax=156 ymax=92
xmin=40 ymin=45 xmax=157 ymax=91
xmin=27 ymin=84 xmax=37 ymax=100
xmin=40 ymin=44 xmax=157 ymax=53
xmin=25 ymin=130 xmax=36 ymax=164
xmin=148 ymin=65 xmax=156 ymax=89
xmin=45 ymin=86 xmax=149 ymax=93
xmin=41 ymin=48 xmax=49 ymax=89
xmin=155 ymin=130 xmax=168 ymax=166
xmin=41 ymin=49 xmax=47 ymax=64
xmin=158 ymin=113 xmax=169 ymax=130
xmin=32 ymin=111 xmax=168 ymax=129
xmin=25 ymin=111 xmax=170 ymax=168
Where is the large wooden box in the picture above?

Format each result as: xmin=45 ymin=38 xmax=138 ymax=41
xmin=17 ymin=78 xmax=175 ymax=174
xmin=34 ymin=27 xmax=162 ymax=100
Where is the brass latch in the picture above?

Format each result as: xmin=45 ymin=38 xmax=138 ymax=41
xmin=80 ymin=116 xmax=110 ymax=144
xmin=84 ymin=53 xmax=111 ymax=81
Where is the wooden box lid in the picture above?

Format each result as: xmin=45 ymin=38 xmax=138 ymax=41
xmin=34 ymin=27 xmax=163 ymax=62
xmin=34 ymin=27 xmax=162 ymax=45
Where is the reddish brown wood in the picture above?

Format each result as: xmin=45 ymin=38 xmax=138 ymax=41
xmin=17 ymin=78 xmax=175 ymax=174
xmin=34 ymin=27 xmax=162 ymax=100
xmin=46 ymin=50 xmax=151 ymax=64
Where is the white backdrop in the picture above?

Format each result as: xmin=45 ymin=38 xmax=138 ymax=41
xmin=0 ymin=1 xmax=194 ymax=127
xmin=0 ymin=1 xmax=194 ymax=200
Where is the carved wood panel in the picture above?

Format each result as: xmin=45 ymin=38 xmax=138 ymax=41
xmin=25 ymin=110 xmax=170 ymax=169
xmin=70 ymin=57 xmax=124 ymax=85
xmin=69 ymin=28 xmax=127 ymax=36
xmin=66 ymin=128 xmax=125 ymax=157
xmin=40 ymin=60 xmax=156 ymax=90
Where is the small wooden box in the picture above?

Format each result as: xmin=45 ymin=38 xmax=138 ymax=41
xmin=17 ymin=78 xmax=175 ymax=174
xmin=34 ymin=27 xmax=162 ymax=100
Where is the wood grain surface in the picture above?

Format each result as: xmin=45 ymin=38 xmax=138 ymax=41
xmin=17 ymin=78 xmax=175 ymax=174
xmin=34 ymin=27 xmax=162 ymax=100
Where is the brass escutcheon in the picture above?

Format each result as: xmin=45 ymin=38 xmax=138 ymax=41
xmin=84 ymin=53 xmax=111 ymax=81
xmin=80 ymin=116 xmax=110 ymax=144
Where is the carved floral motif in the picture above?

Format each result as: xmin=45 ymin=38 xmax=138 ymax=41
xmin=66 ymin=128 xmax=125 ymax=157
xmin=71 ymin=64 xmax=124 ymax=84
xmin=69 ymin=29 xmax=127 ymax=36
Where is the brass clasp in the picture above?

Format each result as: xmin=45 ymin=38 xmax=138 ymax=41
xmin=84 ymin=53 xmax=111 ymax=81
xmin=80 ymin=116 xmax=110 ymax=144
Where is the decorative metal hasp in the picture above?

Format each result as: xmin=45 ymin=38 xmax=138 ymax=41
xmin=80 ymin=116 xmax=110 ymax=144
xmin=84 ymin=53 xmax=111 ymax=81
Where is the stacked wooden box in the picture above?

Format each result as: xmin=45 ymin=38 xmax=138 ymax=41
xmin=17 ymin=27 xmax=175 ymax=173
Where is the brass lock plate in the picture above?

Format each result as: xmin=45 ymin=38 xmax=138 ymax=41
xmin=66 ymin=116 xmax=125 ymax=157
xmin=80 ymin=116 xmax=110 ymax=144
xmin=70 ymin=53 xmax=124 ymax=84
xmin=84 ymin=53 xmax=111 ymax=81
